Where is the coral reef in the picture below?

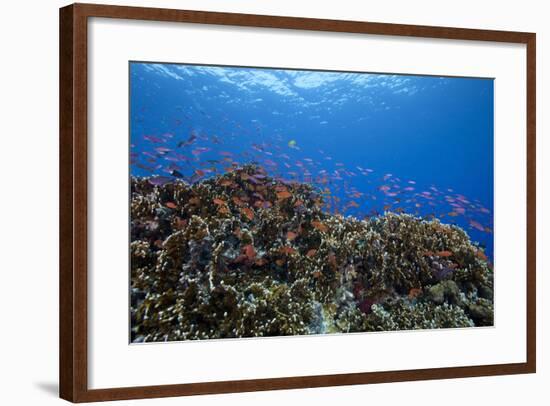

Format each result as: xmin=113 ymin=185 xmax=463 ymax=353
xmin=130 ymin=165 xmax=494 ymax=342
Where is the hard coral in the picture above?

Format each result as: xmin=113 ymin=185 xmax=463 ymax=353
xmin=130 ymin=165 xmax=494 ymax=342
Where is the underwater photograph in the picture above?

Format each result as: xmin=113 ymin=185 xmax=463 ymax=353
xmin=129 ymin=62 xmax=494 ymax=343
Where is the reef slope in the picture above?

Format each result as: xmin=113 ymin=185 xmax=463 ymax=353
xmin=131 ymin=165 xmax=493 ymax=342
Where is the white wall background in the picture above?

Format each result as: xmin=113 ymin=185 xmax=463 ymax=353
xmin=0 ymin=0 xmax=546 ymax=404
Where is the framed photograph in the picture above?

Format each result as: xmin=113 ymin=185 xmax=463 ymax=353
xmin=59 ymin=3 xmax=536 ymax=402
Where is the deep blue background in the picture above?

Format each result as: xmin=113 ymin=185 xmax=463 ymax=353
xmin=130 ymin=62 xmax=494 ymax=259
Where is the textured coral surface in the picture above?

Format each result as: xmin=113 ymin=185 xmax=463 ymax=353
xmin=130 ymin=165 xmax=493 ymax=343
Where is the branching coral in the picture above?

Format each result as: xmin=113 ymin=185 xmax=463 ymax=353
xmin=130 ymin=165 xmax=494 ymax=342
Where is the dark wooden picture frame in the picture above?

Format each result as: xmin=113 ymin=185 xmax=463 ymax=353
xmin=59 ymin=3 xmax=536 ymax=402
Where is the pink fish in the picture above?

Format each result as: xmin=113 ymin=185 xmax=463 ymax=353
xmin=143 ymin=135 xmax=163 ymax=143
xmin=453 ymin=207 xmax=466 ymax=214
xmin=155 ymin=147 xmax=172 ymax=154
xmin=148 ymin=176 xmax=172 ymax=186
xmin=469 ymin=219 xmax=485 ymax=231
xmin=192 ymin=147 xmax=211 ymax=156
xmin=142 ymin=151 xmax=157 ymax=159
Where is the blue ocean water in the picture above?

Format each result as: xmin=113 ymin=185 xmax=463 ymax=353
xmin=129 ymin=62 xmax=494 ymax=260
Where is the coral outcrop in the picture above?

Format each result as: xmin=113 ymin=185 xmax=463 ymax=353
xmin=130 ymin=165 xmax=493 ymax=342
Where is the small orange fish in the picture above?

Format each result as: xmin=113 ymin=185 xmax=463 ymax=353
xmin=218 ymin=206 xmax=230 ymax=215
xmin=469 ymin=219 xmax=485 ymax=232
xmin=286 ymin=231 xmax=297 ymax=241
xmin=276 ymin=191 xmax=292 ymax=199
xmin=241 ymin=207 xmax=254 ymax=221
xmin=242 ymin=244 xmax=256 ymax=260
xmin=213 ymin=198 xmax=226 ymax=206
xmin=306 ymin=249 xmax=317 ymax=258
xmin=311 ymin=221 xmax=328 ymax=232
xmin=232 ymin=196 xmax=245 ymax=206
xmin=436 ymin=250 xmax=453 ymax=257
xmin=408 ymin=288 xmax=422 ymax=299
xmin=275 ymin=259 xmax=285 ymax=266
xmin=293 ymin=199 xmax=304 ymax=207
xmin=280 ymin=246 xmax=295 ymax=255
xmin=476 ymin=250 xmax=488 ymax=261
xmin=165 ymin=202 xmax=177 ymax=209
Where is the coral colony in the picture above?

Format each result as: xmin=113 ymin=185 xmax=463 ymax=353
xmin=130 ymin=63 xmax=494 ymax=343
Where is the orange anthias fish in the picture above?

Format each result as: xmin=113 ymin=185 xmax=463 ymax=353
xmin=165 ymin=202 xmax=177 ymax=209
xmin=213 ymin=198 xmax=226 ymax=206
xmin=241 ymin=207 xmax=254 ymax=221
xmin=276 ymin=191 xmax=292 ymax=199
xmin=242 ymin=244 xmax=256 ymax=261
xmin=232 ymin=196 xmax=245 ymax=207
xmin=311 ymin=221 xmax=328 ymax=232
xmin=408 ymin=288 xmax=423 ymax=299
xmin=217 ymin=205 xmax=230 ymax=215
xmin=469 ymin=219 xmax=485 ymax=232
xmin=286 ymin=231 xmax=298 ymax=241
xmin=306 ymin=249 xmax=317 ymax=258
xmin=476 ymin=250 xmax=488 ymax=261
xmin=435 ymin=250 xmax=453 ymax=257
xmin=280 ymin=246 xmax=295 ymax=255
xmin=219 ymin=179 xmax=234 ymax=187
